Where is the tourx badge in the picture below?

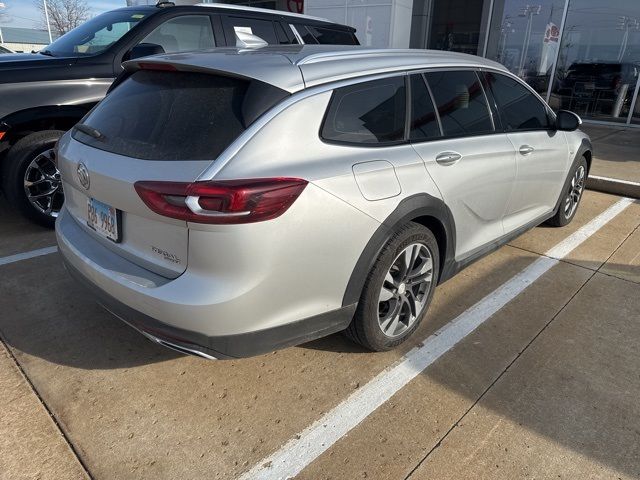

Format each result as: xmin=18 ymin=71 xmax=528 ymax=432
xmin=77 ymin=162 xmax=90 ymax=190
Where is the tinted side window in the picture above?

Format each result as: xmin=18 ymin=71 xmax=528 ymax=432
xmin=484 ymin=72 xmax=551 ymax=131
xmin=409 ymin=74 xmax=441 ymax=141
xmin=223 ymin=16 xmax=278 ymax=44
xmin=424 ymin=71 xmax=493 ymax=137
xmin=274 ymin=22 xmax=292 ymax=44
xmin=303 ymin=25 xmax=358 ymax=45
xmin=141 ymin=15 xmax=215 ymax=53
xmin=322 ymin=77 xmax=406 ymax=145
xmin=294 ymin=24 xmax=317 ymax=44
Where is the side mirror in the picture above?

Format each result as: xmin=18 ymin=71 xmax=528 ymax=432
xmin=555 ymin=110 xmax=582 ymax=131
xmin=125 ymin=43 xmax=165 ymax=61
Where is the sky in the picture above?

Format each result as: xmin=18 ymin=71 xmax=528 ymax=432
xmin=1 ymin=0 xmax=126 ymax=29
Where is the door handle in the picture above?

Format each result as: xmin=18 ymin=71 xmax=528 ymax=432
xmin=519 ymin=145 xmax=534 ymax=155
xmin=435 ymin=151 xmax=462 ymax=166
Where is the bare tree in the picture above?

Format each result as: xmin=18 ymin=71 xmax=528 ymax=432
xmin=36 ymin=0 xmax=90 ymax=35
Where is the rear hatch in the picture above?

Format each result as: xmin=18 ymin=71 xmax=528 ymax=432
xmin=58 ymin=68 xmax=288 ymax=278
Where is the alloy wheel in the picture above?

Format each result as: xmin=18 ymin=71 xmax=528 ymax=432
xmin=23 ymin=148 xmax=63 ymax=218
xmin=378 ymin=242 xmax=434 ymax=338
xmin=564 ymin=164 xmax=585 ymax=219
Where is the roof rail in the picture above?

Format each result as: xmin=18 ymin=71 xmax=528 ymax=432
xmin=295 ymin=49 xmax=451 ymax=66
xmin=194 ymin=3 xmax=330 ymax=23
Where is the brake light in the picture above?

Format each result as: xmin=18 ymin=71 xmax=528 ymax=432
xmin=137 ymin=62 xmax=177 ymax=71
xmin=134 ymin=178 xmax=308 ymax=224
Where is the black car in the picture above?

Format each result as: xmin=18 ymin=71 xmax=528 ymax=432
xmin=0 ymin=2 xmax=358 ymax=227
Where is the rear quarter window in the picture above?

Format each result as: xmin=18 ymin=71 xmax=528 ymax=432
xmin=321 ymin=76 xmax=406 ymax=146
xmin=73 ymin=70 xmax=288 ymax=160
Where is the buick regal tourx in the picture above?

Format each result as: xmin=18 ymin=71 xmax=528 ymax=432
xmin=55 ymin=46 xmax=591 ymax=359
xmin=0 ymin=2 xmax=357 ymax=227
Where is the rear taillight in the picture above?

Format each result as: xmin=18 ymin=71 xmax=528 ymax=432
xmin=137 ymin=62 xmax=177 ymax=71
xmin=134 ymin=178 xmax=308 ymax=224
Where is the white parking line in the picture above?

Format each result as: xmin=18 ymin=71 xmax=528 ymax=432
xmin=242 ymin=197 xmax=634 ymax=480
xmin=0 ymin=246 xmax=58 ymax=266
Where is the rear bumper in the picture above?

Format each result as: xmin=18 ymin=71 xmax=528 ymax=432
xmin=56 ymin=207 xmax=356 ymax=359
xmin=62 ymin=256 xmax=355 ymax=359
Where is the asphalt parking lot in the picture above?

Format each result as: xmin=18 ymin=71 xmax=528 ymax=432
xmin=1 ymin=189 xmax=639 ymax=480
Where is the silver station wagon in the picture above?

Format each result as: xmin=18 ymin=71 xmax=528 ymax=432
xmin=55 ymin=46 xmax=591 ymax=359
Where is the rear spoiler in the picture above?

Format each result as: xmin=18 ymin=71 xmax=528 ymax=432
xmin=120 ymin=50 xmax=305 ymax=93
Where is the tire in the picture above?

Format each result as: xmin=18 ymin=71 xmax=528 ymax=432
xmin=1 ymin=130 xmax=64 ymax=228
xmin=547 ymin=156 xmax=588 ymax=227
xmin=345 ymin=222 xmax=440 ymax=351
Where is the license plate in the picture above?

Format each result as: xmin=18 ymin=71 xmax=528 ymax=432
xmin=87 ymin=198 xmax=121 ymax=242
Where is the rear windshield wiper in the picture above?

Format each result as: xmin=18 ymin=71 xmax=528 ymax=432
xmin=74 ymin=123 xmax=105 ymax=141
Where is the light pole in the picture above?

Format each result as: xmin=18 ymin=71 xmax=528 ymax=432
xmin=518 ymin=4 xmax=541 ymax=77
xmin=43 ymin=0 xmax=53 ymax=44
xmin=617 ymin=16 xmax=639 ymax=62
xmin=0 ymin=2 xmax=5 ymax=45
xmin=499 ymin=16 xmax=514 ymax=62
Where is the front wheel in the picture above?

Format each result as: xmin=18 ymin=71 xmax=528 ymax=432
xmin=345 ymin=222 xmax=440 ymax=351
xmin=547 ymin=156 xmax=587 ymax=227
xmin=1 ymin=130 xmax=64 ymax=228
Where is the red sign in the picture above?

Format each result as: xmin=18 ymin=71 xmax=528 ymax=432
xmin=288 ymin=0 xmax=303 ymax=14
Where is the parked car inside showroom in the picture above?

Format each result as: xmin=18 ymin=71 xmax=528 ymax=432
xmin=0 ymin=2 xmax=358 ymax=228
xmin=55 ymin=45 xmax=591 ymax=360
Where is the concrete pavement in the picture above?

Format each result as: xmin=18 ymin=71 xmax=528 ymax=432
xmin=0 ymin=341 xmax=88 ymax=480
xmin=0 ymin=190 xmax=638 ymax=479
xmin=408 ymin=272 xmax=640 ymax=480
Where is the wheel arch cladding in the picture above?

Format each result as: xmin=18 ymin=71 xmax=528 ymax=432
xmin=551 ymin=138 xmax=592 ymax=216
xmin=0 ymin=104 xmax=94 ymax=143
xmin=577 ymin=137 xmax=592 ymax=173
xmin=342 ymin=193 xmax=456 ymax=307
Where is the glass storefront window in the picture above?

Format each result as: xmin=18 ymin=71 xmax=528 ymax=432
xmin=632 ymin=81 xmax=640 ymax=124
xmin=485 ymin=0 xmax=566 ymax=96
xmin=411 ymin=0 xmax=490 ymax=54
xmin=305 ymin=0 xmax=394 ymax=48
xmin=550 ymin=1 xmax=640 ymax=122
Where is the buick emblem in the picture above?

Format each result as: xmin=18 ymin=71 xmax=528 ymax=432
xmin=77 ymin=162 xmax=90 ymax=190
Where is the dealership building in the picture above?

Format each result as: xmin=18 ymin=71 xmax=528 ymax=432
xmin=205 ymin=0 xmax=638 ymax=127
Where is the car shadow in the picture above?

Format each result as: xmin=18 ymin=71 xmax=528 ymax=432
xmin=0 ymin=252 xmax=181 ymax=369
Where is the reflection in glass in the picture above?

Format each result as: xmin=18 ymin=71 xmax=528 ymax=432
xmin=550 ymin=1 xmax=640 ymax=122
xmin=632 ymin=80 xmax=640 ymax=124
xmin=485 ymin=0 xmax=565 ymax=95
xmin=411 ymin=0 xmax=489 ymax=54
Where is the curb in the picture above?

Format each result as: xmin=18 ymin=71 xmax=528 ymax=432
xmin=587 ymin=175 xmax=640 ymax=199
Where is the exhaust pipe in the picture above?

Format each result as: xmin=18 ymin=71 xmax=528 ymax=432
xmin=141 ymin=331 xmax=218 ymax=360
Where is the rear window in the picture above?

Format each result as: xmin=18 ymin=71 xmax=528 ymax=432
xmin=73 ymin=70 xmax=288 ymax=160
